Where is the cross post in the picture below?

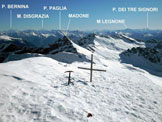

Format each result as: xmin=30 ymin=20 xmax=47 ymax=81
xmin=90 ymin=54 xmax=93 ymax=82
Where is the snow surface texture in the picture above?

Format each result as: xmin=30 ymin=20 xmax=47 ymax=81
xmin=0 ymin=34 xmax=162 ymax=122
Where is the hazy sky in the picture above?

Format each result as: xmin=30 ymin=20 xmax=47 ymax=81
xmin=0 ymin=0 xmax=162 ymax=31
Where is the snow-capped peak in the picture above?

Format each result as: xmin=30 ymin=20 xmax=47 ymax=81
xmin=0 ymin=35 xmax=13 ymax=41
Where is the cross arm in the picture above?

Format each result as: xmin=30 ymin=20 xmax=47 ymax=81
xmin=78 ymin=67 xmax=106 ymax=72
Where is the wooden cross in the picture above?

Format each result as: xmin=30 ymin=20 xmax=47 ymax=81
xmin=78 ymin=54 xmax=106 ymax=82
xmin=65 ymin=71 xmax=73 ymax=85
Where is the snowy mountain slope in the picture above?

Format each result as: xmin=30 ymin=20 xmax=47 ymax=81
xmin=120 ymin=52 xmax=162 ymax=76
xmin=120 ymin=40 xmax=162 ymax=76
xmin=0 ymin=54 xmax=162 ymax=122
xmin=116 ymin=32 xmax=143 ymax=45
xmin=90 ymin=35 xmax=145 ymax=61
xmin=0 ymin=32 xmax=162 ymax=122
xmin=0 ymin=35 xmax=93 ymax=63
xmin=0 ymin=36 xmax=80 ymax=63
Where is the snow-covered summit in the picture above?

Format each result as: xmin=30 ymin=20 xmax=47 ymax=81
xmin=0 ymin=45 xmax=162 ymax=122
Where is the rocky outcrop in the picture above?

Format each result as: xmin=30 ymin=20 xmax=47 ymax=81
xmin=43 ymin=36 xmax=77 ymax=54
xmin=123 ymin=47 xmax=161 ymax=64
xmin=76 ymin=33 xmax=96 ymax=52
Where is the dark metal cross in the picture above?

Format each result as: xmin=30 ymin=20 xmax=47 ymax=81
xmin=65 ymin=70 xmax=73 ymax=85
xmin=78 ymin=54 xmax=106 ymax=82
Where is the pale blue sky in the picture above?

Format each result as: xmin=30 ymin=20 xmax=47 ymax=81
xmin=0 ymin=0 xmax=162 ymax=31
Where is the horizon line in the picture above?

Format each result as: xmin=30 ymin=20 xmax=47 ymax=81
xmin=1 ymin=28 xmax=162 ymax=33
